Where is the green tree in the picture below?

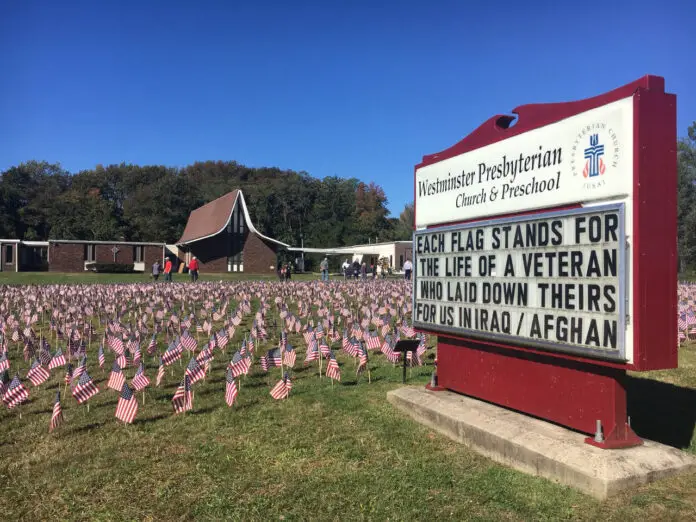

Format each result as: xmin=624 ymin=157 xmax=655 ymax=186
xmin=678 ymin=121 xmax=696 ymax=272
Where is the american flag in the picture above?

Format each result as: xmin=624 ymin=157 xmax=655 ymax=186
xmin=116 ymin=353 xmax=128 ymax=370
xmin=72 ymin=370 xmax=99 ymax=404
xmin=3 ymin=373 xmax=29 ymax=409
xmin=107 ymin=361 xmax=126 ymax=391
xmin=49 ymin=390 xmax=63 ymax=433
xmin=260 ymin=348 xmax=282 ymax=372
xmin=48 ymin=345 xmax=67 ymax=370
xmin=72 ymin=357 xmax=87 ymax=382
xmin=27 ymin=358 xmax=50 ymax=387
xmin=270 ymin=373 xmax=292 ymax=400
xmin=217 ymin=329 xmax=229 ymax=349
xmin=304 ymin=339 xmax=319 ymax=364
xmin=229 ymin=351 xmax=251 ymax=378
xmin=225 ymin=368 xmax=238 ymax=407
xmin=366 ymin=331 xmax=381 ymax=350
xmin=172 ymin=375 xmax=192 ymax=414
xmin=39 ymin=341 xmax=52 ymax=366
xmin=131 ymin=362 xmax=150 ymax=391
xmin=185 ymin=357 xmax=206 ymax=384
xmin=162 ymin=340 xmax=183 ymax=366
xmin=357 ymin=344 xmax=368 ymax=374
xmin=133 ymin=345 xmax=142 ymax=367
xmin=319 ymin=339 xmax=331 ymax=358
xmin=146 ymin=334 xmax=157 ymax=355
xmin=156 ymin=357 xmax=165 ymax=387
xmin=64 ymin=363 xmax=74 ymax=386
xmin=326 ymin=351 xmax=341 ymax=381
xmin=181 ymin=331 xmax=197 ymax=352
xmin=0 ymin=351 xmax=9 ymax=372
xmin=283 ymin=344 xmax=296 ymax=367
xmin=115 ymin=382 xmax=138 ymax=424
xmin=98 ymin=344 xmax=106 ymax=368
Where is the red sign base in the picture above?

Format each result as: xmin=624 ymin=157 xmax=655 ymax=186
xmin=434 ymin=336 xmax=643 ymax=449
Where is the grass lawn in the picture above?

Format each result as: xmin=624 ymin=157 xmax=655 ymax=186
xmin=1 ymin=274 xmax=695 ymax=520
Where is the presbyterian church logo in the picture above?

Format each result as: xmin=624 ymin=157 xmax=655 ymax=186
xmin=570 ymin=123 xmax=621 ymax=190
xmin=583 ymin=134 xmax=605 ymax=178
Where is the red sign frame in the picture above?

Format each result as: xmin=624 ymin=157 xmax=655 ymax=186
xmin=414 ymin=75 xmax=677 ymax=448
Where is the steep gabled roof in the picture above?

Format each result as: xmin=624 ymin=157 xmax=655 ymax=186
xmin=176 ymin=190 xmax=288 ymax=248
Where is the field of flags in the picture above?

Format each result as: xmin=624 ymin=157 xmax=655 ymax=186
xmin=677 ymin=283 xmax=696 ymax=344
xmin=0 ymin=280 xmax=430 ymax=431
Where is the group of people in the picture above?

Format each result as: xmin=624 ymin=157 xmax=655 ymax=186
xmin=151 ymin=256 xmax=200 ymax=282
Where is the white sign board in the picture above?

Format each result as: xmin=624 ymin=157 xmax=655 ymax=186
xmin=412 ymin=204 xmax=627 ymax=361
xmin=414 ymin=97 xmax=634 ymax=228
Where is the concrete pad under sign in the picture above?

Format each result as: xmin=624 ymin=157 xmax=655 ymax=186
xmin=387 ymin=387 xmax=696 ymax=500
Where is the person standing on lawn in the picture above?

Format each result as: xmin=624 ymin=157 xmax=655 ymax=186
xmin=164 ymin=257 xmax=173 ymax=282
xmin=151 ymin=260 xmax=161 ymax=281
xmin=188 ymin=256 xmax=199 ymax=282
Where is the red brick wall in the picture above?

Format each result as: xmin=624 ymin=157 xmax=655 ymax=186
xmin=48 ymin=243 xmax=84 ymax=272
xmin=188 ymin=234 xmax=229 ymax=273
xmin=243 ymin=233 xmax=278 ymax=274
xmin=49 ymin=243 xmax=165 ymax=272
xmin=96 ymin=244 xmax=135 ymax=264
xmin=185 ymin=231 xmax=279 ymax=274
xmin=144 ymin=246 xmax=163 ymax=268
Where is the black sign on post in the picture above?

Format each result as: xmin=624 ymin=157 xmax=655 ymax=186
xmin=393 ymin=339 xmax=421 ymax=384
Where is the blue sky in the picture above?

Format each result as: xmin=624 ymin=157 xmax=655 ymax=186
xmin=1 ymin=0 xmax=694 ymax=216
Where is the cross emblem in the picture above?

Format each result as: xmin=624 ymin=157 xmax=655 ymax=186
xmin=583 ymin=134 xmax=605 ymax=178
xmin=111 ymin=246 xmax=119 ymax=262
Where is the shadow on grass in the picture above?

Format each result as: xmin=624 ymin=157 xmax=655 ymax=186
xmin=238 ymin=380 xmax=268 ymax=389
xmin=30 ymin=408 xmax=53 ymax=416
xmin=69 ymin=422 xmax=105 ymax=434
xmin=97 ymin=400 xmax=118 ymax=409
xmin=134 ymin=413 xmax=168 ymax=426
xmin=627 ymin=375 xmax=696 ymax=449
xmin=189 ymin=407 xmax=215 ymax=415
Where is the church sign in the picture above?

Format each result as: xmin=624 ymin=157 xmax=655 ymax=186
xmin=413 ymin=76 xmax=677 ymax=448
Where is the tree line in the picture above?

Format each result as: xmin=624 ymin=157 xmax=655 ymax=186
xmin=0 ymin=161 xmax=415 ymax=249
xmin=3 ymin=120 xmax=693 ymax=269
xmin=678 ymin=123 xmax=696 ymax=273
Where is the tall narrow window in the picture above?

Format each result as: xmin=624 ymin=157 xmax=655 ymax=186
xmin=400 ymin=255 xmax=404 ymax=269
xmin=133 ymin=246 xmax=144 ymax=263
xmin=84 ymin=244 xmax=96 ymax=262
xmin=5 ymin=245 xmax=13 ymax=264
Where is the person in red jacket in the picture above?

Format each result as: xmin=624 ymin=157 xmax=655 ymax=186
xmin=164 ymin=258 xmax=173 ymax=282
xmin=188 ymin=256 xmax=199 ymax=282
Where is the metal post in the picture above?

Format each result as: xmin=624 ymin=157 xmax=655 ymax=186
xmin=594 ymin=420 xmax=604 ymax=443
xmin=402 ymin=351 xmax=407 ymax=384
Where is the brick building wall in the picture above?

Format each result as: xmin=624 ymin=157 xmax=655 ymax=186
xmin=49 ymin=242 xmax=166 ymax=272
xmin=187 ymin=234 xmax=229 ymax=273
xmin=48 ymin=243 xmax=84 ymax=272
xmin=185 ymin=231 xmax=279 ymax=274
xmin=96 ymin=244 xmax=134 ymax=264
xmin=243 ymin=233 xmax=278 ymax=273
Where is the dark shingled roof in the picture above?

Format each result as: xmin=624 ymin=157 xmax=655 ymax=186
xmin=176 ymin=190 xmax=238 ymax=245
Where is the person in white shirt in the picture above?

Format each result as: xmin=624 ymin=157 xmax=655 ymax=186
xmin=403 ymin=259 xmax=413 ymax=281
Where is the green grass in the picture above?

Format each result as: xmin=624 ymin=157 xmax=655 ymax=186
xmin=1 ymin=274 xmax=696 ymax=520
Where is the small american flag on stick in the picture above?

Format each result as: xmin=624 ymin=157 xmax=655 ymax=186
xmin=27 ymin=358 xmax=50 ymax=387
xmin=115 ymin=382 xmax=138 ymax=424
xmin=172 ymin=375 xmax=192 ymax=414
xmin=3 ymin=373 xmax=29 ymax=409
xmin=49 ymin=390 xmax=63 ymax=433
xmin=270 ymin=373 xmax=292 ymax=400
xmin=225 ymin=368 xmax=238 ymax=407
